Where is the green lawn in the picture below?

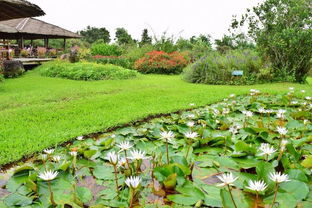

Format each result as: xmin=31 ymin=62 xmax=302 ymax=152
xmin=0 ymin=70 xmax=311 ymax=166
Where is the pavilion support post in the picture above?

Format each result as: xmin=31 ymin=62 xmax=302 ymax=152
xmin=63 ymin=38 xmax=66 ymax=51
xmin=30 ymin=39 xmax=33 ymax=46
xmin=44 ymin=38 xmax=49 ymax=49
xmin=21 ymin=36 xmax=24 ymax=49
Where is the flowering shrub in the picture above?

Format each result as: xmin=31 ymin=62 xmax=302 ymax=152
xmin=1 ymin=89 xmax=312 ymax=207
xmin=134 ymin=50 xmax=189 ymax=74
xmin=183 ymin=50 xmax=269 ymax=85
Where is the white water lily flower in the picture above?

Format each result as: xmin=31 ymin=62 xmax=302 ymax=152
xmin=276 ymin=126 xmax=288 ymax=136
xmin=242 ymin=110 xmax=253 ymax=117
xmin=265 ymin=109 xmax=274 ymax=114
xmin=125 ymin=176 xmax=141 ymax=189
xmin=106 ymin=151 xmax=119 ymax=165
xmin=305 ymin=96 xmax=311 ymax=100
xmin=269 ymin=172 xmax=290 ymax=183
xmin=216 ymin=172 xmax=238 ymax=187
xmin=246 ymin=180 xmax=267 ymax=192
xmin=69 ymin=151 xmax=77 ymax=157
xmin=280 ymin=139 xmax=288 ymax=151
xmin=184 ymin=131 xmax=199 ymax=139
xmin=229 ymin=125 xmax=240 ymax=135
xmin=128 ymin=150 xmax=148 ymax=160
xmin=289 ymin=87 xmax=294 ymax=91
xmin=117 ymin=141 xmax=133 ymax=151
xmin=189 ymin=103 xmax=195 ymax=106
xmin=76 ymin=136 xmax=84 ymax=141
xmin=229 ymin=94 xmax=236 ymax=98
xmin=44 ymin=149 xmax=54 ymax=155
xmin=259 ymin=143 xmax=276 ymax=156
xmin=291 ymin=101 xmax=298 ymax=105
xmin=276 ymin=109 xmax=286 ymax=119
xmin=118 ymin=157 xmax=127 ymax=167
xmin=160 ymin=131 xmax=175 ymax=142
xmin=258 ymin=108 xmax=266 ymax=114
xmin=187 ymin=114 xmax=196 ymax=119
xmin=211 ymin=108 xmax=220 ymax=116
xmin=304 ymin=120 xmax=309 ymax=125
xmin=186 ymin=121 xmax=195 ymax=127
xmin=222 ymin=108 xmax=230 ymax=115
xmin=40 ymin=154 xmax=48 ymax=161
xmin=38 ymin=170 xmax=59 ymax=181
xmin=52 ymin=156 xmax=61 ymax=162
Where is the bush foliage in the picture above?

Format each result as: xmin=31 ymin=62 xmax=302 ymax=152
xmin=183 ymin=50 xmax=268 ymax=85
xmin=89 ymin=55 xmax=132 ymax=69
xmin=134 ymin=51 xmax=189 ymax=74
xmin=90 ymin=43 xmax=122 ymax=56
xmin=38 ymin=60 xmax=138 ymax=81
xmin=232 ymin=0 xmax=312 ymax=83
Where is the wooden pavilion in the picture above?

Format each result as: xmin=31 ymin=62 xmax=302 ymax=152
xmin=0 ymin=18 xmax=81 ymax=50
xmin=0 ymin=0 xmax=45 ymax=60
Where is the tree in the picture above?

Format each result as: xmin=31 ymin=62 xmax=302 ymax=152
xmin=232 ymin=0 xmax=312 ymax=82
xmin=215 ymin=34 xmax=255 ymax=53
xmin=115 ymin=28 xmax=134 ymax=45
xmin=140 ymin=29 xmax=152 ymax=46
xmin=79 ymin=26 xmax=110 ymax=44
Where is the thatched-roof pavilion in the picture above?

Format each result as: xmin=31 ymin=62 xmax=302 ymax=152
xmin=0 ymin=18 xmax=81 ymax=49
xmin=0 ymin=0 xmax=45 ymax=21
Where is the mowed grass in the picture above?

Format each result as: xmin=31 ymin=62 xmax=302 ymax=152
xmin=0 ymin=69 xmax=311 ymax=166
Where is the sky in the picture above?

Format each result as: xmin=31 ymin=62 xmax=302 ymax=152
xmin=28 ymin=0 xmax=264 ymax=41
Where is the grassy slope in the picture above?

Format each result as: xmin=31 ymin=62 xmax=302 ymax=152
xmin=0 ymin=70 xmax=311 ymax=166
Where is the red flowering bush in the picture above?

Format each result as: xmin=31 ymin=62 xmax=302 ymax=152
xmin=134 ymin=51 xmax=189 ymax=74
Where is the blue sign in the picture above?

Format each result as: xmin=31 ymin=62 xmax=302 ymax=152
xmin=232 ymin=70 xmax=244 ymax=76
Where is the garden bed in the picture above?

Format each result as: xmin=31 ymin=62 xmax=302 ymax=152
xmin=1 ymin=89 xmax=312 ymax=207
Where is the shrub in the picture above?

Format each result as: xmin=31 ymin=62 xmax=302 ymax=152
xmin=89 ymin=55 xmax=131 ymax=69
xmin=37 ymin=47 xmax=47 ymax=58
xmin=0 ymin=73 xmax=4 ymax=82
xmin=91 ymin=43 xmax=122 ymax=56
xmin=2 ymin=60 xmax=25 ymax=78
xmin=134 ymin=51 xmax=189 ymax=74
xmin=123 ymin=44 xmax=154 ymax=67
xmin=38 ymin=60 xmax=138 ymax=81
xmin=183 ymin=50 xmax=267 ymax=85
xmin=20 ymin=49 xmax=29 ymax=57
xmin=47 ymin=49 xmax=57 ymax=57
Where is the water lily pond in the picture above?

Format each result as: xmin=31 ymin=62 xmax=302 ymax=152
xmin=1 ymin=89 xmax=312 ymax=208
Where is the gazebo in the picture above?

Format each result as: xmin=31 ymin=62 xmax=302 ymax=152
xmin=0 ymin=18 xmax=81 ymax=50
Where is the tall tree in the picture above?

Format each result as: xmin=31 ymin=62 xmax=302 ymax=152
xmin=115 ymin=28 xmax=134 ymax=45
xmin=232 ymin=0 xmax=312 ymax=82
xmin=140 ymin=29 xmax=152 ymax=46
xmin=79 ymin=26 xmax=110 ymax=44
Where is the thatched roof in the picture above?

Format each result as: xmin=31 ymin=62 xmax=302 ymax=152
xmin=0 ymin=0 xmax=45 ymax=21
xmin=0 ymin=18 xmax=81 ymax=39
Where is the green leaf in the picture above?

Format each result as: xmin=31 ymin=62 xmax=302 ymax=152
xmin=301 ymin=155 xmax=312 ymax=168
xmin=76 ymin=186 xmax=92 ymax=203
xmin=220 ymin=188 xmax=250 ymax=208
xmin=83 ymin=150 xmax=97 ymax=159
xmin=4 ymin=193 xmax=33 ymax=206
xmin=167 ymin=182 xmax=205 ymax=206
xmin=201 ymin=185 xmax=222 ymax=207
xmin=279 ymin=180 xmax=309 ymax=201
xmin=93 ymin=165 xmax=115 ymax=180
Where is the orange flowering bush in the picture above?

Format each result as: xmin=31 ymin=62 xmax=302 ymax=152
xmin=134 ymin=51 xmax=189 ymax=74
